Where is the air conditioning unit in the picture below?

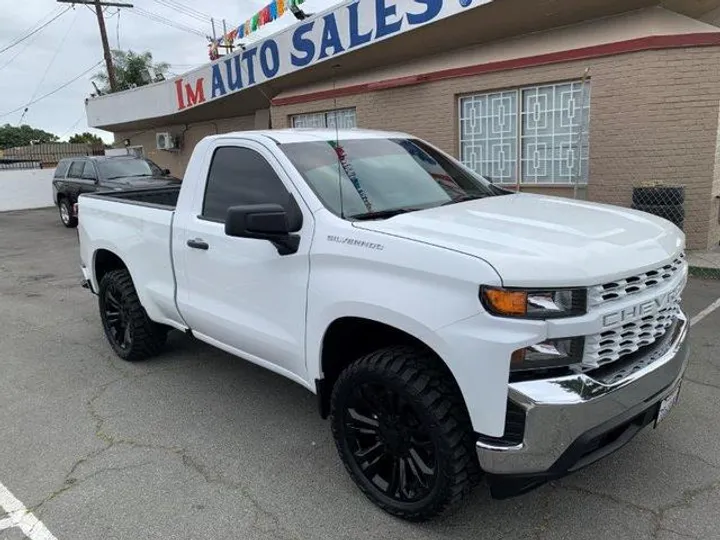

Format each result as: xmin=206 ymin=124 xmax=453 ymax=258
xmin=156 ymin=132 xmax=176 ymax=150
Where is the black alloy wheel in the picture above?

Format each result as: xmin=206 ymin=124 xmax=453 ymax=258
xmin=103 ymin=280 xmax=132 ymax=351
xmin=331 ymin=346 xmax=478 ymax=521
xmin=343 ymin=382 xmax=438 ymax=504
xmin=98 ymin=269 xmax=167 ymax=361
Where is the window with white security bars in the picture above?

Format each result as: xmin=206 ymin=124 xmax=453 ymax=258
xmin=459 ymin=82 xmax=590 ymax=185
xmin=291 ymin=108 xmax=357 ymax=129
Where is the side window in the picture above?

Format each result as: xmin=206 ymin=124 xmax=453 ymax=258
xmin=54 ymin=160 xmax=70 ymax=178
xmin=67 ymin=161 xmax=85 ymax=179
xmin=82 ymin=161 xmax=97 ymax=180
xmin=202 ymin=147 xmax=293 ymax=222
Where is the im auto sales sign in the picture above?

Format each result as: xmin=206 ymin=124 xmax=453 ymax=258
xmin=174 ymin=0 xmax=494 ymax=111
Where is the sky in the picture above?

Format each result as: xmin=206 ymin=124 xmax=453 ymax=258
xmin=0 ymin=0 xmax=338 ymax=143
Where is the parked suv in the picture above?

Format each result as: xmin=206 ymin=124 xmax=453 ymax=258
xmin=52 ymin=155 xmax=180 ymax=227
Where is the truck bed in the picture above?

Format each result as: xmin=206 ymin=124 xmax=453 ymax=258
xmin=78 ymin=185 xmax=185 ymax=329
xmin=84 ymin=185 xmax=181 ymax=209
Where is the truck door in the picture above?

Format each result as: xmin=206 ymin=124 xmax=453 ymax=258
xmin=173 ymin=140 xmax=312 ymax=383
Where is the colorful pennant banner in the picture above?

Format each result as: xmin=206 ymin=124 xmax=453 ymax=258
xmin=213 ymin=0 xmax=305 ymax=49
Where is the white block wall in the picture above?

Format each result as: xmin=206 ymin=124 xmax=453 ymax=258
xmin=0 ymin=169 xmax=55 ymax=212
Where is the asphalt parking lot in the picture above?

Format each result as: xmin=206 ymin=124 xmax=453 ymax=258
xmin=1 ymin=207 xmax=720 ymax=540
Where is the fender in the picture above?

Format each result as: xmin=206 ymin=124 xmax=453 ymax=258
xmin=308 ymin=301 xmax=458 ymax=385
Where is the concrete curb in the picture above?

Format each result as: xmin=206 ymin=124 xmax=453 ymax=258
xmin=0 ymin=206 xmax=55 ymax=213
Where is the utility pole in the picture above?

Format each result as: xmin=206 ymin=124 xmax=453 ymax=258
xmin=57 ymin=0 xmax=134 ymax=93
xmin=222 ymin=19 xmax=233 ymax=53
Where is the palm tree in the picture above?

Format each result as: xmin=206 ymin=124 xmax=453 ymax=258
xmin=93 ymin=50 xmax=170 ymax=93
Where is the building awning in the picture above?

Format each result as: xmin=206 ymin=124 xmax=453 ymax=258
xmin=86 ymin=0 xmax=720 ymax=132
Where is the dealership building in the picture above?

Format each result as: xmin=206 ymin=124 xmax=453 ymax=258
xmin=86 ymin=0 xmax=720 ymax=250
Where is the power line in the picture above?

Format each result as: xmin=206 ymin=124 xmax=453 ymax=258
xmin=0 ymin=7 xmax=72 ymax=56
xmin=116 ymin=9 xmax=121 ymax=48
xmin=138 ymin=7 xmax=208 ymax=35
xmin=0 ymin=21 xmax=46 ymax=73
xmin=132 ymin=8 xmax=205 ymax=37
xmin=149 ymin=0 xmax=210 ymax=23
xmin=0 ymin=60 xmax=104 ymax=120
xmin=105 ymin=7 xmax=122 ymax=47
xmin=28 ymin=8 xmax=80 ymax=106
xmin=149 ymin=0 xmax=213 ymax=22
xmin=165 ymin=0 xmax=214 ymax=19
xmin=0 ymin=5 xmax=61 ymax=54
xmin=131 ymin=7 xmax=207 ymax=37
xmin=57 ymin=0 xmax=134 ymax=93
xmin=59 ymin=113 xmax=86 ymax=140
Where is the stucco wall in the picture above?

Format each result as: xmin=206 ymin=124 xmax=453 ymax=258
xmin=272 ymin=46 xmax=720 ymax=250
xmin=0 ymin=169 xmax=54 ymax=212
xmin=115 ymin=114 xmax=257 ymax=177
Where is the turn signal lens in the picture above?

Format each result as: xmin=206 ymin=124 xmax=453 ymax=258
xmin=480 ymin=286 xmax=587 ymax=319
xmin=482 ymin=288 xmax=527 ymax=316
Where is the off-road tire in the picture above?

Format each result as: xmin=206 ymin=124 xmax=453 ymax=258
xmin=330 ymin=346 xmax=479 ymax=521
xmin=98 ymin=269 xmax=167 ymax=361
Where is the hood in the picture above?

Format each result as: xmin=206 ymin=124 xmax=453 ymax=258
xmin=103 ymin=176 xmax=180 ymax=188
xmin=353 ymin=193 xmax=685 ymax=287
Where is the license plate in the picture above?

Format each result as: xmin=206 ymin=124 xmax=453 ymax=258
xmin=655 ymin=384 xmax=682 ymax=427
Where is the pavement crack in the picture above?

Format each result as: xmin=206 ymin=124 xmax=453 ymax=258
xmin=86 ymin=375 xmax=299 ymax=540
xmin=558 ymin=476 xmax=720 ymax=539
xmin=551 ymin=482 xmax=656 ymax=515
xmin=29 ymin=353 xmax=296 ymax=537
xmin=654 ymin=526 xmax=700 ymax=539
xmin=651 ymin=480 xmax=720 ymax=538
xmin=173 ymin=449 xmax=300 ymax=540
xmin=30 ymin=458 xmax=152 ymax=517
xmin=87 ymin=376 xmax=128 ymax=446
xmin=659 ymin=445 xmax=720 ymax=471
xmin=683 ymin=377 xmax=720 ymax=392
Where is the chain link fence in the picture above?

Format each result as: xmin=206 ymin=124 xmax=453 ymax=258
xmin=628 ymin=184 xmax=719 ymax=281
xmin=0 ymin=143 xmax=105 ymax=170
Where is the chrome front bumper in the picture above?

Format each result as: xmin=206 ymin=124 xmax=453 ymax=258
xmin=477 ymin=311 xmax=690 ymax=479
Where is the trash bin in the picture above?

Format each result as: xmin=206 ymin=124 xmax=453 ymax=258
xmin=631 ymin=186 xmax=685 ymax=230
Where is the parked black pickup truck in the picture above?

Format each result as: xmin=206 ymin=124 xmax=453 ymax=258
xmin=52 ymin=155 xmax=180 ymax=227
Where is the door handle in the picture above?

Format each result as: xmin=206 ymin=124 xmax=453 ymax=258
xmin=187 ymin=238 xmax=209 ymax=250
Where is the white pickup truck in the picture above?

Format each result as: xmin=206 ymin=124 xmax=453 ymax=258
xmin=78 ymin=129 xmax=689 ymax=520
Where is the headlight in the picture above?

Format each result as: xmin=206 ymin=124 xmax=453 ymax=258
xmin=480 ymin=286 xmax=587 ymax=319
xmin=511 ymin=337 xmax=584 ymax=372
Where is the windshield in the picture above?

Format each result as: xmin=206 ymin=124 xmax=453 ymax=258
xmin=97 ymin=158 xmax=165 ymax=180
xmin=281 ymin=138 xmax=505 ymax=219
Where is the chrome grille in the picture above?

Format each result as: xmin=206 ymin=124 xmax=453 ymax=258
xmin=588 ymin=254 xmax=686 ymax=308
xmin=591 ymin=321 xmax=679 ymax=385
xmin=583 ymin=297 xmax=681 ymax=368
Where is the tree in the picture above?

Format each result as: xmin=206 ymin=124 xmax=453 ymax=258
xmin=68 ymin=132 xmax=105 ymax=145
xmin=93 ymin=50 xmax=170 ymax=93
xmin=0 ymin=124 xmax=58 ymax=149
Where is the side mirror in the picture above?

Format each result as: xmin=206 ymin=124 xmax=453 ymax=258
xmin=225 ymin=203 xmax=300 ymax=255
xmin=163 ymin=168 xmax=171 ymax=175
